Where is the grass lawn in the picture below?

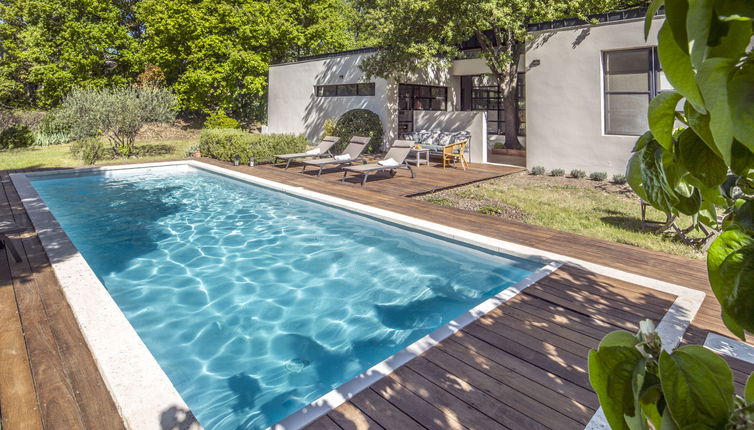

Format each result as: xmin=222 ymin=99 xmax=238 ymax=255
xmin=0 ymin=138 xmax=197 ymax=171
xmin=418 ymin=172 xmax=706 ymax=259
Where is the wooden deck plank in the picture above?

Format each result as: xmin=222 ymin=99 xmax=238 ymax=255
xmin=1 ymin=173 xmax=126 ymax=430
xmin=326 ymin=401 xmax=384 ymax=430
xmin=0 ymin=248 xmax=44 ymax=430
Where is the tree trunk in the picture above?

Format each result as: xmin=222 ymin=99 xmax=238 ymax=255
xmin=500 ymin=40 xmax=524 ymax=150
xmin=502 ymin=82 xmax=520 ymax=150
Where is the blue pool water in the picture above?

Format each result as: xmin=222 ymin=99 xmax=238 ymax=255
xmin=30 ymin=165 xmax=541 ymax=430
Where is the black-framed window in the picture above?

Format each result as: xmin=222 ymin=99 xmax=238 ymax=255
xmin=603 ymin=47 xmax=664 ymax=135
xmin=398 ymin=84 xmax=447 ymax=135
xmin=460 ymin=74 xmax=526 ymax=136
xmin=316 ymin=83 xmax=375 ymax=97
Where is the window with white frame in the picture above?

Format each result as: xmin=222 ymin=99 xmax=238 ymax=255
xmin=603 ymin=47 xmax=668 ymax=136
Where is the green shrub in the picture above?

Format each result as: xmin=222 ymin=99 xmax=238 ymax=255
xmin=550 ymin=168 xmax=565 ymax=177
xmin=570 ymin=169 xmax=586 ymax=179
xmin=322 ymin=117 xmax=338 ymax=137
xmin=612 ymin=174 xmax=627 ymax=184
xmin=0 ymin=125 xmax=34 ymax=149
xmin=199 ymin=129 xmax=308 ymax=164
xmin=493 ymin=142 xmax=505 ymax=150
xmin=57 ymin=87 xmax=177 ymax=156
xmin=33 ymin=131 xmax=72 ymax=146
xmin=589 ymin=171 xmax=608 ymax=181
xmin=530 ymin=166 xmax=546 ymax=175
xmin=203 ymin=109 xmax=240 ymax=129
xmin=71 ymin=138 xmax=106 ymax=165
xmin=332 ymin=109 xmax=383 ymax=153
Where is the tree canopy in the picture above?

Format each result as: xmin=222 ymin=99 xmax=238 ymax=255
xmin=0 ymin=0 xmax=137 ymax=108
xmin=0 ymin=0 xmax=362 ymax=118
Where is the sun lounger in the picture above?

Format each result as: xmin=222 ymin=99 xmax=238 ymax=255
xmin=341 ymin=140 xmax=416 ymax=186
xmin=275 ymin=136 xmax=340 ymax=169
xmin=302 ymin=136 xmax=371 ymax=177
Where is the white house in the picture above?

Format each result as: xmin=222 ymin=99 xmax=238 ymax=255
xmin=267 ymin=8 xmax=669 ymax=175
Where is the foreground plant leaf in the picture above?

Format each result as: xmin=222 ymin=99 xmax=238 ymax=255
xmin=708 ymin=228 xmax=754 ymax=336
xmin=657 ymin=22 xmax=705 ymax=111
xmin=588 ymin=331 xmax=644 ymax=430
xmin=659 ymin=345 xmax=735 ymax=428
xmin=728 ymin=63 xmax=754 ymax=152
xmin=649 ymin=91 xmax=683 ymax=150
xmin=677 ymin=128 xmax=727 ymax=188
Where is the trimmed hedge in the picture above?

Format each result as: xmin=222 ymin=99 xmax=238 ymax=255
xmin=332 ymin=109 xmax=383 ymax=153
xmin=199 ymin=129 xmax=308 ymax=164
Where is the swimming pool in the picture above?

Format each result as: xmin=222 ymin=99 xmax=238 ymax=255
xmin=27 ymin=164 xmax=547 ymax=430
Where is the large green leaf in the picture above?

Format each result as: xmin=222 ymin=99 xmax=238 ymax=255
xmin=633 ymin=131 xmax=655 ymax=153
xmin=645 ymin=0 xmax=666 ymax=39
xmin=731 ymin=141 xmax=754 ymax=179
xmin=728 ymin=63 xmax=754 ymax=152
xmin=686 ymin=0 xmax=715 ymax=69
xmin=674 ymin=187 xmax=703 ymax=215
xmin=641 ymin=141 xmax=680 ymax=213
xmin=649 ymin=91 xmax=684 ymax=150
xmin=733 ymin=200 xmax=754 ymax=232
xmin=707 ymin=20 xmax=752 ymax=59
xmin=658 ymin=22 xmax=705 ymax=110
xmin=659 ymin=345 xmax=736 ymax=429
xmin=589 ymin=331 xmax=644 ymax=430
xmin=677 ymin=128 xmax=727 ymax=188
xmin=698 ymin=200 xmax=718 ymax=227
xmin=745 ymin=373 xmax=754 ymax=404
xmin=665 ymin=0 xmax=690 ymax=53
xmin=684 ymin=100 xmax=721 ymax=157
xmin=708 ymin=228 xmax=754 ymax=334
xmin=696 ymin=57 xmax=736 ymax=163
xmin=662 ymin=147 xmax=694 ymax=198
xmin=627 ymin=152 xmax=650 ymax=202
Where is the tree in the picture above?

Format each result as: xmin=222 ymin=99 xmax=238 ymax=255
xmin=357 ymin=0 xmax=641 ymax=149
xmin=589 ymin=1 xmax=754 ymax=428
xmin=0 ymin=0 xmax=138 ymax=108
xmin=136 ymin=0 xmax=358 ymax=121
xmin=57 ymin=87 xmax=177 ymax=156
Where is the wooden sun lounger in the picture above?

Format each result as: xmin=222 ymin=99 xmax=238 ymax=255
xmin=274 ymin=136 xmax=340 ymax=169
xmin=302 ymin=136 xmax=371 ymax=177
xmin=341 ymin=140 xmax=416 ymax=186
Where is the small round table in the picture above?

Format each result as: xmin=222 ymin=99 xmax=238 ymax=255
xmin=408 ymin=147 xmax=430 ymax=166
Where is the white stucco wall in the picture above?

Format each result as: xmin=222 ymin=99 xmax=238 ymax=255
xmin=267 ymin=53 xmax=453 ymax=150
xmin=524 ymin=17 xmax=664 ymax=175
xmin=413 ymin=111 xmax=488 ymax=163
xmin=267 ymin=53 xmax=394 ymax=147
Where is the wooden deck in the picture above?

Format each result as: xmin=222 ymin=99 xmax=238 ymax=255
xmin=0 ymin=158 xmax=751 ymax=430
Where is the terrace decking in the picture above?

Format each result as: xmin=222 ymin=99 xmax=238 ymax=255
xmin=1 ymin=159 xmax=752 ymax=430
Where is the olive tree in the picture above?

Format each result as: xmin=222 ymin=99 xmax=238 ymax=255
xmin=588 ymin=1 xmax=754 ymax=428
xmin=58 ymin=87 xmax=177 ymax=156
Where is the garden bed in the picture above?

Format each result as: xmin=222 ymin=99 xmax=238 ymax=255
xmin=417 ymin=171 xmax=705 ymax=259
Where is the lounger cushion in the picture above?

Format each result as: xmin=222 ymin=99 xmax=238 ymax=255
xmin=343 ymin=163 xmax=389 ymax=173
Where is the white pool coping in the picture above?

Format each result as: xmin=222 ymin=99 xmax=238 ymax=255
xmin=10 ymin=160 xmax=707 ymax=430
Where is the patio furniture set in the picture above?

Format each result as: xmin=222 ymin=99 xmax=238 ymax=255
xmin=274 ymin=132 xmax=469 ymax=186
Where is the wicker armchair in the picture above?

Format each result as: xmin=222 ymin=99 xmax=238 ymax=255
xmin=442 ymin=140 xmax=468 ymax=170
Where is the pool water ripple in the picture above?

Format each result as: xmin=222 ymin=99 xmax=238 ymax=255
xmin=30 ymin=166 xmax=541 ymax=430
